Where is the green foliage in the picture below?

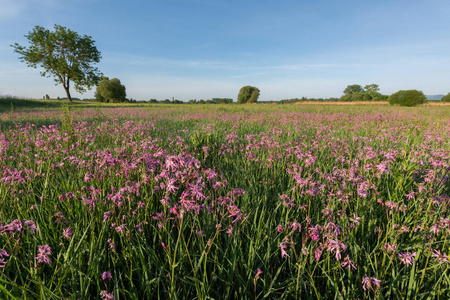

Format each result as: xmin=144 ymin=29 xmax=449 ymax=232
xmin=95 ymin=76 xmax=126 ymax=103
xmin=190 ymin=130 xmax=213 ymax=149
xmin=60 ymin=102 xmax=76 ymax=147
xmin=372 ymin=94 xmax=389 ymax=101
xmin=11 ymin=24 xmax=102 ymax=102
xmin=238 ymin=86 xmax=260 ymax=104
xmin=441 ymin=93 xmax=450 ymax=102
xmin=274 ymin=97 xmax=339 ymax=104
xmin=212 ymin=98 xmax=233 ymax=104
xmin=388 ymin=90 xmax=427 ymax=107
xmin=340 ymin=91 xmax=370 ymax=102
xmin=343 ymin=84 xmax=363 ymax=95
xmin=0 ymin=95 xmax=62 ymax=113
xmin=340 ymin=84 xmax=386 ymax=102
xmin=364 ymin=84 xmax=380 ymax=97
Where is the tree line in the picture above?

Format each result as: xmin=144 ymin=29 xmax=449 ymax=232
xmin=11 ymin=25 xmax=450 ymax=107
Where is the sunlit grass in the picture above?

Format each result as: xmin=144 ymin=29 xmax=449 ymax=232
xmin=0 ymin=104 xmax=449 ymax=299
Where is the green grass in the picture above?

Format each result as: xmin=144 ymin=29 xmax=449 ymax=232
xmin=0 ymin=103 xmax=450 ymax=299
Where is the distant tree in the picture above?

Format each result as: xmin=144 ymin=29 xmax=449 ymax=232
xmin=95 ymin=76 xmax=126 ymax=103
xmin=45 ymin=94 xmax=50 ymax=100
xmin=340 ymin=84 xmax=385 ymax=101
xmin=388 ymin=90 xmax=427 ymax=107
xmin=211 ymin=98 xmax=233 ymax=104
xmin=364 ymin=84 xmax=380 ymax=97
xmin=343 ymin=84 xmax=363 ymax=95
xmin=441 ymin=93 xmax=450 ymax=102
xmin=350 ymin=92 xmax=368 ymax=101
xmin=11 ymin=25 xmax=102 ymax=102
xmin=238 ymin=86 xmax=260 ymax=104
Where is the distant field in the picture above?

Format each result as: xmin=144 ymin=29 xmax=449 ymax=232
xmin=294 ymin=100 xmax=390 ymax=106
xmin=0 ymin=103 xmax=450 ymax=298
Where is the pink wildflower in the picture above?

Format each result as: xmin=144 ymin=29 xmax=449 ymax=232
xmin=362 ymin=275 xmax=382 ymax=293
xmin=226 ymin=225 xmax=233 ymax=236
xmin=63 ymin=227 xmax=73 ymax=239
xmin=254 ymin=268 xmax=263 ymax=284
xmin=0 ymin=249 xmax=9 ymax=267
xmin=382 ymin=243 xmax=396 ymax=254
xmin=279 ymin=242 xmax=290 ymax=258
xmin=308 ymin=225 xmax=321 ymax=241
xmin=341 ymin=255 xmax=356 ymax=271
xmin=107 ymin=238 xmax=116 ymax=252
xmin=326 ymin=238 xmax=347 ymax=260
xmin=35 ymin=244 xmax=52 ymax=265
xmin=101 ymin=271 xmax=113 ymax=282
xmin=290 ymin=222 xmax=301 ymax=233
xmin=398 ymin=252 xmax=417 ymax=265
xmin=277 ymin=225 xmax=284 ymax=233
xmin=100 ymin=290 xmax=115 ymax=300
xmin=431 ymin=249 xmax=450 ymax=264
xmin=314 ymin=244 xmax=324 ymax=261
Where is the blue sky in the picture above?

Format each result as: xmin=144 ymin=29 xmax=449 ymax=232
xmin=1 ymin=0 xmax=449 ymax=101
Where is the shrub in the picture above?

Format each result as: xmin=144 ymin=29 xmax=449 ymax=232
xmin=388 ymin=90 xmax=427 ymax=107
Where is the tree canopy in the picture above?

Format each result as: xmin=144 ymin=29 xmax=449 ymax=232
xmin=95 ymin=77 xmax=127 ymax=103
xmin=343 ymin=84 xmax=363 ymax=95
xmin=441 ymin=93 xmax=450 ymax=102
xmin=238 ymin=86 xmax=260 ymax=104
xmin=364 ymin=84 xmax=380 ymax=97
xmin=340 ymin=84 xmax=385 ymax=101
xmin=11 ymin=24 xmax=102 ymax=102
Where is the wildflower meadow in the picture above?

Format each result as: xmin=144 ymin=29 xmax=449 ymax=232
xmin=0 ymin=103 xmax=449 ymax=299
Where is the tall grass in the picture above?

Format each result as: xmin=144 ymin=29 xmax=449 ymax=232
xmin=0 ymin=104 xmax=449 ymax=299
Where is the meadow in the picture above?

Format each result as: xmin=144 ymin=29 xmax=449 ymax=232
xmin=0 ymin=102 xmax=449 ymax=299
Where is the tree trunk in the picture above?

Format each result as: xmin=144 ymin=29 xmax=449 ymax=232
xmin=63 ymin=85 xmax=73 ymax=102
xmin=63 ymin=78 xmax=73 ymax=102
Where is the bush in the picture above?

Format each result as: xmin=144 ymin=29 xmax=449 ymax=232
xmin=388 ymin=90 xmax=427 ymax=107
xmin=441 ymin=93 xmax=450 ymax=102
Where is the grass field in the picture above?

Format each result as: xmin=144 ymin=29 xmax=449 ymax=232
xmin=0 ymin=100 xmax=449 ymax=299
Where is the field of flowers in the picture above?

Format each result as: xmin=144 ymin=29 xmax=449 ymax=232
xmin=0 ymin=103 xmax=449 ymax=299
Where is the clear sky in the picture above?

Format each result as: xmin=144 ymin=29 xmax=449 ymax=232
xmin=1 ymin=0 xmax=449 ymax=101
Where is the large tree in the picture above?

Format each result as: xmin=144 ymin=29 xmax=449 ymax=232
xmin=95 ymin=76 xmax=127 ymax=103
xmin=11 ymin=25 xmax=102 ymax=102
xmin=238 ymin=86 xmax=260 ymax=104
